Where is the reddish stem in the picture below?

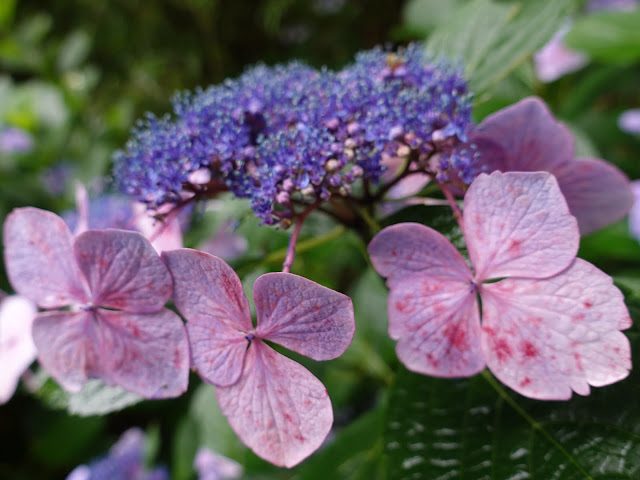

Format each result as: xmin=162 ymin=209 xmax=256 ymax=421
xmin=438 ymin=182 xmax=464 ymax=231
xmin=282 ymin=201 xmax=319 ymax=273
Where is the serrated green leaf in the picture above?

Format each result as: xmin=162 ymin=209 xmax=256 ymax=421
xmin=385 ymin=326 xmax=640 ymax=479
xmin=565 ymin=9 xmax=640 ymax=64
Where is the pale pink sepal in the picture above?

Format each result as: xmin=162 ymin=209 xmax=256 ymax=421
xmin=193 ymin=446 xmax=243 ymax=480
xmin=0 ymin=295 xmax=37 ymax=403
xmin=186 ymin=316 xmax=248 ymax=387
xmin=31 ymin=310 xmax=96 ymax=392
xmin=463 ymin=172 xmax=579 ymax=281
xmin=471 ymin=97 xmax=575 ymax=172
xmin=74 ymin=230 xmax=173 ymax=313
xmin=254 ymin=273 xmax=355 ymax=361
xmin=480 ymin=259 xmax=631 ymax=400
xmin=96 ymin=309 xmax=189 ymax=398
xmin=216 ymin=342 xmax=333 ymax=468
xmin=133 ymin=202 xmax=183 ymax=254
xmin=553 ymin=157 xmax=635 ymax=235
xmin=3 ymin=208 xmax=90 ymax=308
xmin=368 ymin=223 xmax=471 ymax=286
xmin=162 ymin=249 xmax=253 ymax=333
xmin=390 ymin=276 xmax=484 ymax=377
xmin=32 ymin=309 xmax=190 ymax=398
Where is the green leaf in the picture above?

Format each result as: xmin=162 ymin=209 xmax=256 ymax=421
xmin=35 ymin=377 xmax=142 ymax=416
xmin=565 ymin=9 xmax=640 ymax=64
xmin=401 ymin=0 xmax=468 ymax=34
xmin=385 ymin=326 xmax=640 ymax=479
xmin=425 ymin=0 xmax=577 ymax=97
xmin=294 ymin=404 xmax=386 ymax=480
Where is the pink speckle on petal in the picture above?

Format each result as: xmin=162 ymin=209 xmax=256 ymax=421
xmin=520 ymin=341 xmax=538 ymax=359
xmin=494 ymin=338 xmax=512 ymax=363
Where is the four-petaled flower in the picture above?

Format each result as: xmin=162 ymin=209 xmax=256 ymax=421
xmin=3 ymin=208 xmax=190 ymax=398
xmin=471 ymin=97 xmax=633 ymax=235
xmin=369 ymin=171 xmax=631 ymax=400
xmin=163 ymin=249 xmax=355 ymax=467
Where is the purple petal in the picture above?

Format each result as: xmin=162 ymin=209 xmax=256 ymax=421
xmin=32 ymin=311 xmax=95 ymax=392
xmin=463 ymin=172 xmax=579 ymax=281
xmin=533 ymin=27 xmax=589 ymax=83
xmin=480 ymin=259 xmax=631 ymax=400
xmin=390 ymin=276 xmax=484 ymax=377
xmin=0 ymin=295 xmax=37 ymax=403
xmin=254 ymin=273 xmax=355 ymax=361
xmin=553 ymin=157 xmax=634 ymax=235
xmin=629 ymin=180 xmax=640 ymax=241
xmin=74 ymin=230 xmax=172 ymax=312
xmin=368 ymin=223 xmax=472 ymax=286
xmin=471 ymin=97 xmax=574 ymax=172
xmin=3 ymin=208 xmax=90 ymax=307
xmin=95 ymin=309 xmax=189 ymax=399
xmin=619 ymin=109 xmax=640 ymax=135
xmin=216 ymin=341 xmax=333 ymax=468
xmin=193 ymin=447 xmax=243 ymax=480
xmin=162 ymin=249 xmax=252 ymax=332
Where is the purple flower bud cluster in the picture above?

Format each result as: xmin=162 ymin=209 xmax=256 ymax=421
xmin=114 ymin=43 xmax=476 ymax=225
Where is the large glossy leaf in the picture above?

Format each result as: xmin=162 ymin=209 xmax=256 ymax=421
xmin=565 ymin=9 xmax=640 ymax=64
xmin=425 ymin=0 xmax=577 ymax=96
xmin=385 ymin=324 xmax=640 ymax=479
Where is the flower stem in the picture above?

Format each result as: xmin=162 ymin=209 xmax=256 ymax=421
xmin=282 ymin=201 xmax=319 ymax=273
xmin=438 ymin=182 xmax=464 ymax=230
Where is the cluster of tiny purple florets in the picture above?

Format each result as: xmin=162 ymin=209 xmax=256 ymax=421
xmin=114 ymin=43 xmax=478 ymax=225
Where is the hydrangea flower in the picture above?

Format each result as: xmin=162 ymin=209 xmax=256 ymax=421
xmin=533 ymin=23 xmax=589 ymax=83
xmin=162 ymin=249 xmax=355 ymax=467
xmin=0 ymin=294 xmax=37 ymax=404
xmin=3 ymin=208 xmax=189 ymax=398
xmin=629 ymin=181 xmax=640 ymax=241
xmin=471 ymin=97 xmax=633 ymax=235
xmin=114 ymin=43 xmax=476 ymax=225
xmin=193 ymin=447 xmax=243 ymax=480
xmin=368 ymin=171 xmax=631 ymax=400
xmin=66 ymin=427 xmax=168 ymax=480
xmin=0 ymin=127 xmax=34 ymax=153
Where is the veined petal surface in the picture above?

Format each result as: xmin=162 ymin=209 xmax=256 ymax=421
xmin=389 ymin=275 xmax=484 ymax=377
xmin=186 ymin=313 xmax=248 ymax=387
xmin=254 ymin=273 xmax=355 ymax=360
xmin=216 ymin=341 xmax=333 ymax=468
xmin=96 ymin=309 xmax=189 ymax=399
xmin=480 ymin=259 xmax=631 ymax=400
xmin=4 ymin=208 xmax=89 ymax=308
xmin=472 ymin=96 xmax=574 ymax=172
xmin=464 ymin=172 xmax=579 ymax=281
xmin=368 ymin=223 xmax=472 ymax=286
xmin=553 ymin=157 xmax=634 ymax=235
xmin=162 ymin=249 xmax=252 ymax=332
xmin=32 ymin=310 xmax=96 ymax=393
xmin=74 ymin=230 xmax=172 ymax=312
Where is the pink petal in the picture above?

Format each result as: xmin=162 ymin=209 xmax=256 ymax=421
xmin=463 ymin=171 xmax=579 ymax=281
xmin=552 ymin=157 xmax=634 ymax=235
xmin=216 ymin=341 xmax=333 ymax=468
xmin=96 ymin=309 xmax=190 ymax=399
xmin=254 ymin=273 xmax=355 ymax=361
xmin=3 ymin=208 xmax=90 ymax=307
xmin=388 ymin=276 xmax=484 ymax=377
xmin=471 ymin=97 xmax=574 ymax=172
xmin=533 ymin=27 xmax=589 ymax=83
xmin=619 ymin=109 xmax=640 ymax=135
xmin=32 ymin=311 xmax=95 ymax=392
xmin=0 ymin=295 xmax=37 ymax=403
xmin=74 ymin=230 xmax=172 ymax=312
xmin=368 ymin=223 xmax=472 ymax=286
xmin=187 ymin=316 xmax=248 ymax=387
xmin=133 ymin=202 xmax=183 ymax=254
xmin=162 ymin=249 xmax=252 ymax=332
xmin=480 ymin=259 xmax=631 ymax=400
